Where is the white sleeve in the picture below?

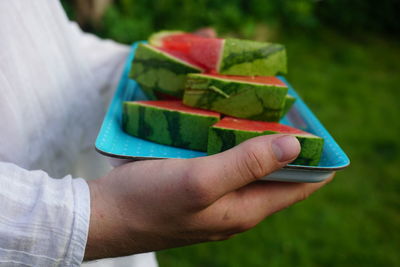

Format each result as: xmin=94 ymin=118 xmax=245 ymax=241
xmin=0 ymin=162 xmax=90 ymax=267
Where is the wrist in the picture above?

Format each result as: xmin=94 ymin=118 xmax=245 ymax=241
xmin=84 ymin=178 xmax=131 ymax=260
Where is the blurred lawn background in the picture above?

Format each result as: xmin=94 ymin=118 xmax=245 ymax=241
xmin=63 ymin=0 xmax=400 ymax=266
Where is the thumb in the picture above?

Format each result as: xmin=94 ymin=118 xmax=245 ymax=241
xmin=187 ymin=134 xmax=301 ymax=204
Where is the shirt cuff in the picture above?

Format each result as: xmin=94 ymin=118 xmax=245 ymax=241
xmin=67 ymin=178 xmax=91 ymax=266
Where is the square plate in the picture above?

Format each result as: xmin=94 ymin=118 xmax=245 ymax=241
xmin=95 ymin=42 xmax=350 ymax=182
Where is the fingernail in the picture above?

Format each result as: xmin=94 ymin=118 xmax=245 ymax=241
xmin=271 ymin=135 xmax=301 ymax=162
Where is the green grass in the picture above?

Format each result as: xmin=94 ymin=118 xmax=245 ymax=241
xmin=156 ymin=31 xmax=400 ymax=266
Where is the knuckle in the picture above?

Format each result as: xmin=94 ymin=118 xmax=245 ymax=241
xmin=238 ymin=143 xmax=270 ymax=180
xmin=180 ymin=166 xmax=214 ymax=209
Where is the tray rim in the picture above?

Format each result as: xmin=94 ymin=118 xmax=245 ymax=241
xmin=95 ymin=146 xmax=349 ymax=171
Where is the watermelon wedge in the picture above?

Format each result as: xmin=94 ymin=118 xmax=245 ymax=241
xmin=183 ymin=73 xmax=289 ymax=121
xmin=149 ymin=32 xmax=287 ymax=76
xmin=123 ymin=100 xmax=220 ymax=151
xmin=129 ymin=44 xmax=203 ymax=99
xmin=151 ymin=32 xmax=222 ymax=71
xmin=208 ymin=117 xmax=324 ymax=166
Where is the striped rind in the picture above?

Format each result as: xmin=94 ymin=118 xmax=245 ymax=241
xmin=208 ymin=124 xmax=324 ymax=166
xmin=129 ymin=44 xmax=202 ymax=99
xmin=123 ymin=101 xmax=220 ymax=151
xmin=186 ymin=73 xmax=286 ymax=87
xmin=295 ymin=135 xmax=324 ymax=165
xmin=183 ymin=73 xmax=288 ymax=121
xmin=218 ymin=39 xmax=287 ymax=76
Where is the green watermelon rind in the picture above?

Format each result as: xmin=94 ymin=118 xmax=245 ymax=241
xmin=129 ymin=44 xmax=203 ymax=99
xmin=208 ymin=126 xmax=324 ymax=166
xmin=183 ymin=73 xmax=288 ymax=121
xmin=123 ymin=101 xmax=220 ymax=151
xmin=218 ymin=39 xmax=287 ymax=76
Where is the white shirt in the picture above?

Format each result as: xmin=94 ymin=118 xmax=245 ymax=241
xmin=0 ymin=1 xmax=156 ymax=266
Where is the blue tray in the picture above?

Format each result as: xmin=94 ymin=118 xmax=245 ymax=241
xmin=95 ymin=42 xmax=350 ymax=182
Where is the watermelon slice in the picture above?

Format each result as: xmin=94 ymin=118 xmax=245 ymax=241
xmin=152 ymin=33 xmax=223 ymax=71
xmin=123 ymin=100 xmax=220 ymax=151
xmin=183 ymin=73 xmax=289 ymax=121
xmin=208 ymin=117 xmax=324 ymax=166
xmin=129 ymin=44 xmax=203 ymax=99
xmin=149 ymin=32 xmax=287 ymax=76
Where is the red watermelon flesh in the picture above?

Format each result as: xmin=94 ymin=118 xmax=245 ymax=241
xmin=215 ymin=117 xmax=314 ymax=136
xmin=156 ymin=46 xmax=204 ymax=69
xmin=155 ymin=33 xmax=223 ymax=71
xmin=135 ymin=100 xmax=220 ymax=117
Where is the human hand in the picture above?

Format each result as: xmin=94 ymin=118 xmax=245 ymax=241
xmin=84 ymin=134 xmax=333 ymax=260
